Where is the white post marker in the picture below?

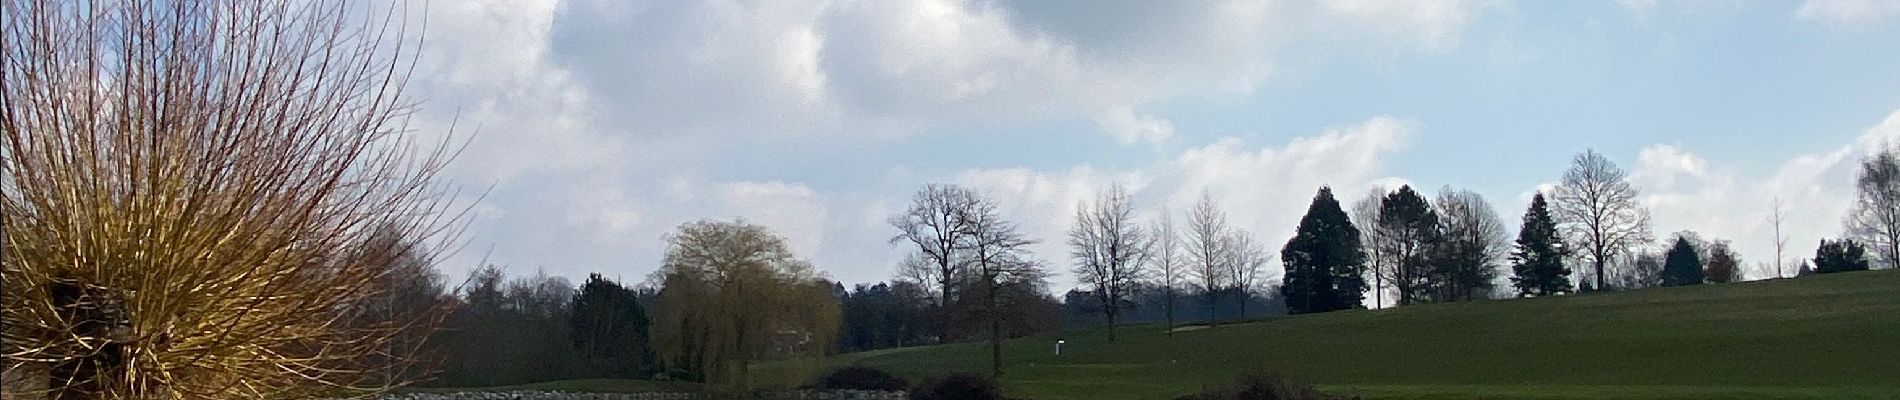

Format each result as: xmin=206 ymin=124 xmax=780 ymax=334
xmin=1055 ymin=339 xmax=1065 ymax=355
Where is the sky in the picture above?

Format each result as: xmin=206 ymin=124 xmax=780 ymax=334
xmin=399 ymin=0 xmax=1900 ymax=293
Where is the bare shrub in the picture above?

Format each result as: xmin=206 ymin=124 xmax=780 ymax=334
xmin=3 ymin=0 xmax=464 ymax=398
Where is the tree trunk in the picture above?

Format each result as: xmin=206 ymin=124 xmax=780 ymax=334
xmin=1374 ymin=269 xmax=1383 ymax=309
xmin=1595 ymin=258 xmax=1606 ymax=291
xmin=989 ymin=277 xmax=1003 ymax=378
xmin=1164 ymin=286 xmax=1175 ymax=336
xmin=1103 ymin=287 xmax=1119 ymax=342
xmin=1594 ymin=243 xmax=1608 ymax=291
xmin=735 ymin=322 xmax=749 ymax=392
xmin=1206 ymin=291 xmax=1218 ymax=327
xmin=1237 ymin=287 xmax=1247 ymax=321
xmin=939 ymin=267 xmax=953 ymax=343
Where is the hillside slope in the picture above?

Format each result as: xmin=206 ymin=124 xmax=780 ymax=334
xmin=835 ymin=270 xmax=1900 ymax=400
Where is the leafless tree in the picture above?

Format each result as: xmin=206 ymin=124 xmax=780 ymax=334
xmin=1847 ymin=146 xmax=1900 ymax=270
xmin=1186 ymin=191 xmax=1232 ymax=325
xmin=1149 ymin=209 xmax=1185 ymax=334
xmin=1431 ymin=187 xmax=1509 ymax=302
xmin=1615 ymin=250 xmax=1665 ymax=290
xmin=1068 ymin=184 xmax=1151 ymax=342
xmin=1769 ymin=197 xmax=1789 ymax=279
xmin=1704 ymin=240 xmax=1744 ymax=283
xmin=1223 ymin=230 xmax=1271 ymax=320
xmin=890 ymin=184 xmax=983 ymax=328
xmin=2 ymin=0 xmax=468 ymax=398
xmin=1376 ymin=186 xmax=1437 ymax=305
xmin=1552 ymin=149 xmax=1653 ymax=291
xmin=963 ymin=197 xmax=1041 ymax=377
xmin=503 ymin=268 xmax=575 ymax=316
xmin=1351 ymin=187 xmax=1392 ymax=308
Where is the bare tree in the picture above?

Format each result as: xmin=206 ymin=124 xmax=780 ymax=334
xmin=1552 ymin=149 xmax=1653 ymax=291
xmin=1769 ymin=197 xmax=1789 ymax=279
xmin=2 ymin=1 xmax=468 ymax=398
xmin=1351 ymin=187 xmax=1393 ymax=308
xmin=1431 ymin=187 xmax=1509 ymax=302
xmin=1149 ymin=209 xmax=1185 ymax=334
xmin=1186 ymin=191 xmax=1232 ymax=325
xmin=1847 ymin=147 xmax=1900 ymax=270
xmin=963 ymin=197 xmax=1042 ymax=377
xmin=890 ymin=184 xmax=983 ymax=337
xmin=1704 ymin=240 xmax=1744 ymax=283
xmin=1223 ymin=230 xmax=1271 ymax=320
xmin=1068 ymin=184 xmax=1152 ymax=342
xmin=1377 ymin=185 xmax=1438 ymax=305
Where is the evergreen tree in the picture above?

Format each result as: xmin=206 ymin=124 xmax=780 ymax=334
xmin=1661 ymin=236 xmax=1704 ymax=287
xmin=1510 ymin=193 xmax=1572 ymax=296
xmin=1814 ymin=238 xmax=1871 ymax=274
xmin=1279 ymin=187 xmax=1368 ymax=314
xmin=569 ymin=273 xmax=655 ymax=378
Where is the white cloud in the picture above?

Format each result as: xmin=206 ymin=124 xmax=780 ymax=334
xmin=1632 ymin=108 xmax=1900 ymax=279
xmin=1797 ymin=0 xmax=1900 ymax=26
xmin=401 ymin=0 xmax=1496 ymax=284
xmin=713 ymin=181 xmax=831 ymax=258
xmin=953 ymin=116 xmax=1416 ymax=289
xmin=1617 ymin=0 xmax=1660 ymax=13
xmin=1095 ymin=107 xmax=1177 ymax=144
xmin=1316 ymin=0 xmax=1499 ymax=52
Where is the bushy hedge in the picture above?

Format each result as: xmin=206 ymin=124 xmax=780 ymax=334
xmin=908 ymin=373 xmax=1000 ymax=400
xmin=1174 ymin=373 xmax=1353 ymax=400
xmin=816 ymin=366 xmax=909 ymax=391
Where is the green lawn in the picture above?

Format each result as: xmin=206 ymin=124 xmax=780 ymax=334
xmin=401 ymin=378 xmax=704 ymax=394
xmin=832 ymin=270 xmax=1900 ymax=400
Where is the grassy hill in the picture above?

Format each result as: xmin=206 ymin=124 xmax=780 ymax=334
xmin=830 ymin=270 xmax=1900 ymax=400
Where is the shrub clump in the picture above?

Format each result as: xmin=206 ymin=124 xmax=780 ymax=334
xmin=1175 ymin=373 xmax=1354 ymax=400
xmin=816 ymin=366 xmax=909 ymax=391
xmin=909 ymin=373 xmax=1001 ymax=400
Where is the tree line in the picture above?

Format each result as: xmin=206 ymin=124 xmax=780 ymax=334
xmin=389 ymin=145 xmax=1900 ymax=389
xmin=13 ymin=1 xmax=1898 ymax=397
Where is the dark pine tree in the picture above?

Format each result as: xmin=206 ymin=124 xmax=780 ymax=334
xmin=1510 ymin=193 xmax=1572 ymax=297
xmin=1814 ymin=238 xmax=1871 ymax=274
xmin=1280 ymin=187 xmax=1368 ymax=314
xmin=1661 ymin=237 xmax=1704 ymax=287
xmin=568 ymin=273 xmax=655 ymax=378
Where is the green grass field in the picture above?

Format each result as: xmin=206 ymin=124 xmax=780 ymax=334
xmin=830 ymin=270 xmax=1900 ymax=400
xmin=401 ymin=378 xmax=705 ymax=394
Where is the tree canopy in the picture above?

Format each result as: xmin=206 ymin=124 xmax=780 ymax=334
xmin=1378 ymin=185 xmax=1439 ymax=305
xmin=1814 ymin=238 xmax=1871 ymax=274
xmin=1280 ymin=187 xmax=1367 ymax=314
xmin=570 ymin=274 xmax=657 ymax=379
xmin=1511 ymin=193 xmax=1573 ymax=297
xmin=655 ymin=220 xmax=840 ymax=390
xmin=1661 ymin=236 xmax=1704 ymax=287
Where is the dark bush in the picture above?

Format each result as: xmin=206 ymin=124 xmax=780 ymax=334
xmin=1175 ymin=373 xmax=1352 ymax=400
xmin=910 ymin=372 xmax=1001 ymax=400
xmin=816 ymin=366 xmax=909 ymax=391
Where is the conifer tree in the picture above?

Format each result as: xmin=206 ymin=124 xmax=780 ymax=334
xmin=1814 ymin=238 xmax=1871 ymax=274
xmin=1280 ymin=187 xmax=1368 ymax=314
xmin=1510 ymin=193 xmax=1572 ymax=296
xmin=1661 ymin=236 xmax=1705 ymax=287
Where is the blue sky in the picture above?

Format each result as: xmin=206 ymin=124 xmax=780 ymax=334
xmin=404 ymin=0 xmax=1900 ymax=293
